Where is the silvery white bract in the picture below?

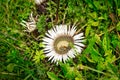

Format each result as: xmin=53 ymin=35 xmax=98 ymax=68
xmin=43 ymin=25 xmax=85 ymax=64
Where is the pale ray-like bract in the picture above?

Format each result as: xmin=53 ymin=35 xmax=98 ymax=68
xmin=43 ymin=25 xmax=85 ymax=64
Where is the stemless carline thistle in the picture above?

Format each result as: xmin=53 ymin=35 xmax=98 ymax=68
xmin=43 ymin=25 xmax=85 ymax=64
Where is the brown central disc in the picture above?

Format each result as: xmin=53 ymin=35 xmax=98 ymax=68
xmin=53 ymin=35 xmax=74 ymax=54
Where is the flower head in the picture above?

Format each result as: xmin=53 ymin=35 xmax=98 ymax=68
xmin=20 ymin=13 xmax=36 ymax=32
xmin=43 ymin=25 xmax=85 ymax=64
xmin=34 ymin=0 xmax=45 ymax=5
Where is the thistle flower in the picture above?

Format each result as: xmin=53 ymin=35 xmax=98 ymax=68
xmin=43 ymin=25 xmax=85 ymax=64
xmin=20 ymin=13 xmax=36 ymax=32
xmin=34 ymin=0 xmax=45 ymax=5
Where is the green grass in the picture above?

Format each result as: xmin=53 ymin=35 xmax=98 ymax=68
xmin=0 ymin=0 xmax=120 ymax=80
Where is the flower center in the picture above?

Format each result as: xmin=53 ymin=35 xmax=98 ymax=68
xmin=54 ymin=35 xmax=74 ymax=54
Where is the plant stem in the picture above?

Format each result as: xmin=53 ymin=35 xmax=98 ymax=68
xmin=0 ymin=72 xmax=17 ymax=76
xmin=55 ymin=0 xmax=60 ymax=24
xmin=77 ymin=64 xmax=111 ymax=76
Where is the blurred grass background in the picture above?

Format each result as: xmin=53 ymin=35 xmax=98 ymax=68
xmin=0 ymin=0 xmax=120 ymax=80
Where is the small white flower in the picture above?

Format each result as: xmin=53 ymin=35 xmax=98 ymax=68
xmin=34 ymin=0 xmax=45 ymax=5
xmin=43 ymin=25 xmax=85 ymax=64
xmin=20 ymin=13 xmax=36 ymax=32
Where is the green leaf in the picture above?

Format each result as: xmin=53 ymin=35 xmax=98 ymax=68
xmin=47 ymin=72 xmax=59 ymax=80
xmin=91 ymin=51 xmax=99 ymax=62
xmin=7 ymin=63 xmax=16 ymax=72
xmin=118 ymin=9 xmax=120 ymax=16
xmin=60 ymin=63 xmax=76 ymax=79
xmin=104 ymin=50 xmax=112 ymax=56
xmin=60 ymin=63 xmax=68 ymax=76
xmin=84 ymin=36 xmax=96 ymax=54
xmin=89 ymin=12 xmax=98 ymax=19
xmin=65 ymin=67 xmax=76 ymax=79
xmin=32 ymin=50 xmax=45 ymax=64
xmin=85 ymin=25 xmax=91 ymax=37
xmin=91 ymin=47 xmax=101 ymax=56
xmin=104 ymin=50 xmax=116 ymax=64
xmin=86 ymin=55 xmax=95 ymax=63
xmin=85 ymin=0 xmax=97 ymax=11
xmin=90 ymin=47 xmax=102 ymax=62
xmin=75 ymin=77 xmax=83 ymax=80
xmin=107 ymin=63 xmax=118 ymax=77
xmin=102 ymin=32 xmax=110 ymax=51
xmin=91 ymin=21 xmax=99 ymax=27
xmin=95 ymin=34 xmax=102 ymax=45
xmin=97 ymin=62 xmax=105 ymax=71
xmin=116 ymin=22 xmax=120 ymax=31
xmin=37 ymin=15 xmax=46 ymax=32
